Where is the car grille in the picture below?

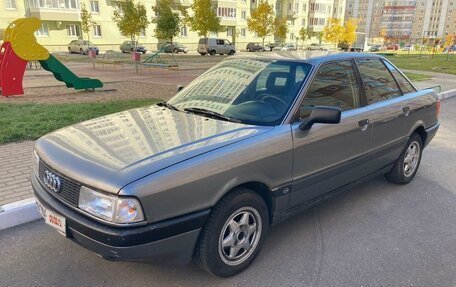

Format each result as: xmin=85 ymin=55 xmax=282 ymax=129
xmin=38 ymin=160 xmax=81 ymax=207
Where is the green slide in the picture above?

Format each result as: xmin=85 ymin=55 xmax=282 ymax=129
xmin=39 ymin=54 xmax=103 ymax=90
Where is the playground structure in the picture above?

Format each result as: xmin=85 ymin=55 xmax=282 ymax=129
xmin=0 ymin=17 xmax=103 ymax=97
xmin=141 ymin=45 xmax=178 ymax=68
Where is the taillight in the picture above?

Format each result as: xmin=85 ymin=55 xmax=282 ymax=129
xmin=436 ymin=100 xmax=441 ymax=117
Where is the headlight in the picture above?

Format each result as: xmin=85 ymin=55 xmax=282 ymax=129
xmin=78 ymin=186 xmax=145 ymax=224
xmin=33 ymin=150 xmax=40 ymax=176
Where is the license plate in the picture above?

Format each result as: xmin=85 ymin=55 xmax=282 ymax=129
xmin=35 ymin=197 xmax=67 ymax=236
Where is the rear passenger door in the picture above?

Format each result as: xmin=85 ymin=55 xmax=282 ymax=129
xmin=290 ymin=60 xmax=374 ymax=206
xmin=354 ymin=58 xmax=416 ymax=169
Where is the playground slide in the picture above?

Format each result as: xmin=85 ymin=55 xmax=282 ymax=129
xmin=40 ymin=55 xmax=103 ymax=90
xmin=0 ymin=17 xmax=103 ymax=97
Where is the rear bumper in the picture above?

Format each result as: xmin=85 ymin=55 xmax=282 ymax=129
xmin=32 ymin=173 xmax=209 ymax=264
xmin=424 ymin=122 xmax=440 ymax=147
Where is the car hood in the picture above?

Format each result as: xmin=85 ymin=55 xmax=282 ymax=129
xmin=35 ymin=105 xmax=272 ymax=194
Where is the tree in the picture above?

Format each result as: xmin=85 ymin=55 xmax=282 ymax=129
xmin=184 ymin=0 xmax=221 ymax=39
xmin=152 ymin=0 xmax=181 ymax=44
xmin=299 ymin=27 xmax=309 ymax=49
xmin=380 ymin=27 xmax=388 ymax=43
xmin=323 ymin=18 xmax=344 ymax=48
xmin=247 ymin=0 xmax=275 ymax=46
xmin=340 ymin=18 xmax=358 ymax=47
xmin=113 ymin=0 xmax=149 ymax=49
xmin=80 ymin=2 xmax=95 ymax=51
xmin=273 ymin=17 xmax=288 ymax=44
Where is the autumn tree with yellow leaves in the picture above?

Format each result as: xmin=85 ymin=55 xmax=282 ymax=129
xmin=323 ymin=18 xmax=358 ymax=48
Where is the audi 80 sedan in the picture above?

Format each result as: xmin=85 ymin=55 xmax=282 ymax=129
xmin=32 ymin=52 xmax=440 ymax=277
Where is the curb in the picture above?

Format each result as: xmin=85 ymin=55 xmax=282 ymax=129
xmin=438 ymin=88 xmax=456 ymax=100
xmin=0 ymin=197 xmax=41 ymax=231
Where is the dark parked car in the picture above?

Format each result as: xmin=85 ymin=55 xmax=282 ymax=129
xmin=33 ymin=52 xmax=439 ymax=277
xmin=120 ymin=41 xmax=147 ymax=54
xmin=265 ymin=42 xmax=279 ymax=51
xmin=246 ymin=43 xmax=265 ymax=52
xmin=162 ymin=42 xmax=189 ymax=53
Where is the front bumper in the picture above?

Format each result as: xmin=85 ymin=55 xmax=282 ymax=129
xmin=32 ymin=173 xmax=209 ymax=265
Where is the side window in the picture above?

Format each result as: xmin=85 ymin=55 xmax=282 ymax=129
xmin=216 ymin=39 xmax=224 ymax=45
xmin=300 ymin=61 xmax=361 ymax=118
xmin=224 ymin=39 xmax=231 ymax=45
xmin=355 ymin=59 xmax=402 ymax=104
xmin=383 ymin=60 xmax=416 ymax=94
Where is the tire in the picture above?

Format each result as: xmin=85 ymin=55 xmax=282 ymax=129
xmin=228 ymin=50 xmax=235 ymax=55
xmin=200 ymin=52 xmax=206 ymax=56
xmin=195 ymin=188 xmax=269 ymax=277
xmin=173 ymin=48 xmax=178 ymax=53
xmin=386 ymin=133 xmax=423 ymax=184
xmin=130 ymin=48 xmax=134 ymax=53
xmin=80 ymin=48 xmax=85 ymax=55
xmin=68 ymin=47 xmax=72 ymax=54
xmin=209 ymin=50 xmax=216 ymax=56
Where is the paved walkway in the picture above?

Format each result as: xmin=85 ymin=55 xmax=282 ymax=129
xmin=0 ymin=141 xmax=35 ymax=206
xmin=403 ymin=69 xmax=456 ymax=92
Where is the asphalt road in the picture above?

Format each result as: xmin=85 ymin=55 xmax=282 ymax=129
xmin=1 ymin=98 xmax=455 ymax=287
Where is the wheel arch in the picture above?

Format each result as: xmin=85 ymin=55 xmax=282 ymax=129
xmin=408 ymin=121 xmax=427 ymax=145
xmin=218 ymin=181 xmax=274 ymax=224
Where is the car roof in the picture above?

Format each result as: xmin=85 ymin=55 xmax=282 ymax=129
xmin=230 ymin=51 xmax=385 ymax=65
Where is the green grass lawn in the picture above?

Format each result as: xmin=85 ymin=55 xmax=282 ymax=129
xmin=0 ymin=98 xmax=159 ymax=145
xmin=403 ymin=72 xmax=432 ymax=82
xmin=386 ymin=54 xmax=456 ymax=75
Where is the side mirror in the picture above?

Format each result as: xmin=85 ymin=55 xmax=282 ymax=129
xmin=299 ymin=106 xmax=341 ymax=131
xmin=176 ymin=85 xmax=184 ymax=92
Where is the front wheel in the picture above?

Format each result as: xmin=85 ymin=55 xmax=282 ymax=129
xmin=228 ymin=50 xmax=235 ymax=55
xmin=194 ymin=188 xmax=269 ymax=277
xmin=386 ymin=133 xmax=423 ymax=184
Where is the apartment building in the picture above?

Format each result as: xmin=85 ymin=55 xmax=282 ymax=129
xmin=345 ymin=0 xmax=456 ymax=45
xmin=0 ymin=0 xmax=345 ymax=52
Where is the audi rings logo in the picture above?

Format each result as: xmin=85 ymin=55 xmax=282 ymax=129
xmin=44 ymin=170 xmax=61 ymax=193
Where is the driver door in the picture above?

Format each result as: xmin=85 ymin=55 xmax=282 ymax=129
xmin=289 ymin=60 xmax=374 ymax=206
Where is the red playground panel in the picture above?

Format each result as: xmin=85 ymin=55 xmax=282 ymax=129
xmin=0 ymin=42 xmax=27 ymax=97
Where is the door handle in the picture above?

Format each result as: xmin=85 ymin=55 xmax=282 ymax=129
xmin=358 ymin=119 xmax=369 ymax=131
xmin=402 ymin=106 xmax=410 ymax=116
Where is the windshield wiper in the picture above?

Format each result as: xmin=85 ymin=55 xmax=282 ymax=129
xmin=184 ymin=107 xmax=244 ymax=124
xmin=157 ymin=102 xmax=180 ymax=111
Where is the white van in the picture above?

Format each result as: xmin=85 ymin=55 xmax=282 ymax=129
xmin=198 ymin=38 xmax=236 ymax=56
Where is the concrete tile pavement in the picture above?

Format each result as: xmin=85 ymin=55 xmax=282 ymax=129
xmin=0 ymin=141 xmax=35 ymax=206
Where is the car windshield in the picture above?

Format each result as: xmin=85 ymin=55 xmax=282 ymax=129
xmin=81 ymin=41 xmax=92 ymax=45
xmin=168 ymin=58 xmax=312 ymax=126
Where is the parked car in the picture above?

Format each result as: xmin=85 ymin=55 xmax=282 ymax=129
xmin=32 ymin=53 xmax=439 ymax=277
xmin=386 ymin=44 xmax=399 ymax=51
xmin=281 ymin=43 xmax=297 ymax=51
xmin=68 ymin=40 xmax=99 ymax=55
xmin=402 ymin=44 xmax=414 ymax=52
xmin=120 ymin=41 xmax=147 ymax=54
xmin=162 ymin=42 xmax=189 ymax=54
xmin=246 ymin=43 xmax=265 ymax=52
xmin=369 ymin=44 xmax=382 ymax=52
xmin=265 ymin=42 xmax=280 ymax=51
xmin=198 ymin=38 xmax=236 ymax=56
xmin=307 ymin=43 xmax=325 ymax=51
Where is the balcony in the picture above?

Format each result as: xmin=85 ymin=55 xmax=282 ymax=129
xmin=26 ymin=0 xmax=80 ymax=21
xmin=28 ymin=8 xmax=80 ymax=21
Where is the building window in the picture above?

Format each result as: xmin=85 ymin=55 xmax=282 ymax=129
xmin=288 ymin=2 xmax=292 ymax=10
xmin=180 ymin=26 xmax=187 ymax=37
xmin=217 ymin=7 xmax=236 ymax=19
xmin=35 ymin=23 xmax=49 ymax=37
xmin=93 ymin=24 xmax=101 ymax=37
xmin=241 ymin=28 xmax=246 ymax=37
xmin=139 ymin=29 xmax=146 ymax=37
xmin=241 ymin=10 xmax=246 ymax=19
xmin=90 ymin=0 xmax=99 ymax=13
xmin=227 ymin=28 xmax=233 ymax=37
xmin=5 ymin=0 xmax=16 ymax=9
xmin=66 ymin=24 xmax=80 ymax=37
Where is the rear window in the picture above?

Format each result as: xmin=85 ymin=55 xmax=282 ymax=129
xmin=355 ymin=58 xmax=402 ymax=104
xmin=383 ymin=60 xmax=416 ymax=94
xmin=198 ymin=38 xmax=206 ymax=44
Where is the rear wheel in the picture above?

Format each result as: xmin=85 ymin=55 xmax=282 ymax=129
xmin=80 ymin=48 xmax=85 ymax=55
xmin=209 ymin=50 xmax=216 ymax=56
xmin=173 ymin=48 xmax=178 ymax=53
xmin=68 ymin=47 xmax=72 ymax=54
xmin=195 ymin=188 xmax=269 ymax=277
xmin=228 ymin=50 xmax=235 ymax=55
xmin=200 ymin=52 xmax=206 ymax=56
xmin=386 ymin=133 xmax=423 ymax=184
